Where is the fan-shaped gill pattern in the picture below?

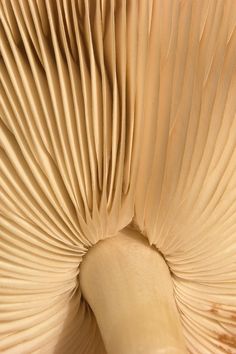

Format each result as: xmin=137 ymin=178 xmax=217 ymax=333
xmin=0 ymin=1 xmax=236 ymax=354
xmin=134 ymin=1 xmax=236 ymax=353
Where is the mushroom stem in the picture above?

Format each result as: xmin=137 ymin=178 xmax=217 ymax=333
xmin=80 ymin=228 xmax=187 ymax=354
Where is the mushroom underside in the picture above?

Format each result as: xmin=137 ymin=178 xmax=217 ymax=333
xmin=0 ymin=1 xmax=236 ymax=353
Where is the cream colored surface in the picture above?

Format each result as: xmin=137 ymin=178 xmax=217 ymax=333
xmin=80 ymin=228 xmax=187 ymax=354
xmin=0 ymin=0 xmax=236 ymax=353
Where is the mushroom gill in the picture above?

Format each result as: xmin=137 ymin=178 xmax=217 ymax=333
xmin=0 ymin=1 xmax=235 ymax=353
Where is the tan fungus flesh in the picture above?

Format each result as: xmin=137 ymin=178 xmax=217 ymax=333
xmin=0 ymin=1 xmax=236 ymax=353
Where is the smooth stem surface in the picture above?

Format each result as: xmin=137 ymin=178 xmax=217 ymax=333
xmin=80 ymin=228 xmax=187 ymax=354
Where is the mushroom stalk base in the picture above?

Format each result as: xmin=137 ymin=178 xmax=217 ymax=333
xmin=80 ymin=228 xmax=187 ymax=354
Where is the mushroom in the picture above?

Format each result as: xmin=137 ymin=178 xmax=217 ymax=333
xmin=0 ymin=0 xmax=235 ymax=353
